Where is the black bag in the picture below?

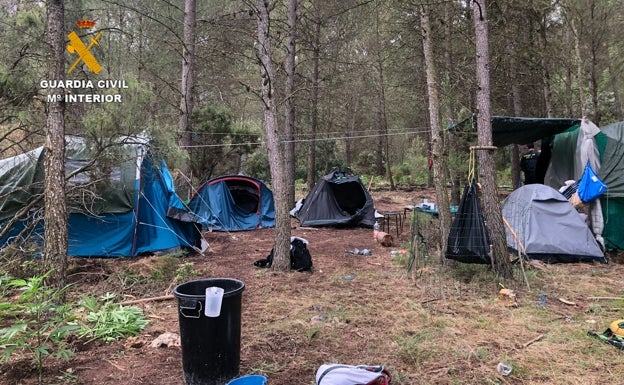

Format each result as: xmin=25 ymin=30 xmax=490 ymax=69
xmin=254 ymin=237 xmax=313 ymax=272
xmin=290 ymin=237 xmax=313 ymax=271
xmin=445 ymin=179 xmax=491 ymax=264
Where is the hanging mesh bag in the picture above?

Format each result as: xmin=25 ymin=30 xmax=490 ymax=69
xmin=445 ymin=179 xmax=491 ymax=264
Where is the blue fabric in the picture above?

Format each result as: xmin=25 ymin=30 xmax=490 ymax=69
xmin=64 ymin=157 xmax=196 ymax=257
xmin=0 ymin=212 xmax=137 ymax=257
xmin=189 ymin=175 xmax=275 ymax=231
xmin=68 ymin=212 xmax=135 ymax=256
xmin=134 ymin=158 xmax=196 ymax=255
xmin=160 ymin=160 xmax=189 ymax=213
xmin=578 ymin=162 xmax=608 ymax=202
xmin=0 ymin=155 xmax=197 ymax=257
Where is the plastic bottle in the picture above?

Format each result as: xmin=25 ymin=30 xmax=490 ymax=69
xmin=373 ymin=221 xmax=379 ymax=239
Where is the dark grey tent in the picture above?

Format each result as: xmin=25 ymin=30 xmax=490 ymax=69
xmin=294 ymin=169 xmax=375 ymax=227
xmin=502 ymin=184 xmax=606 ymax=263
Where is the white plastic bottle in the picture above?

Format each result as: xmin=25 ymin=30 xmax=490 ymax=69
xmin=373 ymin=221 xmax=380 ymax=239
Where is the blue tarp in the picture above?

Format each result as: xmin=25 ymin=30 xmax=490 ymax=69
xmin=0 ymin=137 xmax=198 ymax=257
xmin=188 ymin=175 xmax=275 ymax=231
xmin=132 ymin=158 xmax=197 ymax=256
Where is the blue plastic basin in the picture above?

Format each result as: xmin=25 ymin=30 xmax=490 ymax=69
xmin=226 ymin=375 xmax=267 ymax=385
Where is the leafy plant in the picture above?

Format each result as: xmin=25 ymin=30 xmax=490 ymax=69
xmin=76 ymin=293 xmax=149 ymax=343
xmin=175 ymin=262 xmax=196 ymax=283
xmin=0 ymin=272 xmax=78 ymax=385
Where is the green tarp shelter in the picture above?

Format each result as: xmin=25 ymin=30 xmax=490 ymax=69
xmin=449 ymin=115 xmax=581 ymax=146
xmin=546 ymin=120 xmax=624 ymax=250
xmin=449 ymin=116 xmax=624 ymax=251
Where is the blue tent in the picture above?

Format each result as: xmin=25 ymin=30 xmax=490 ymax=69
xmin=188 ymin=175 xmax=275 ymax=231
xmin=0 ymin=136 xmax=198 ymax=257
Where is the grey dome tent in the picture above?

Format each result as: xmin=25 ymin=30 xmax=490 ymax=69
xmin=294 ymin=169 xmax=375 ymax=227
xmin=502 ymin=184 xmax=606 ymax=263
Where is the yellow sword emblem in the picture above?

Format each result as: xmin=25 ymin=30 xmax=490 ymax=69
xmin=66 ymin=31 xmax=103 ymax=74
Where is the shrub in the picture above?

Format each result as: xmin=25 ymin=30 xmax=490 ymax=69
xmin=0 ymin=272 xmax=78 ymax=384
xmin=76 ymin=293 xmax=149 ymax=343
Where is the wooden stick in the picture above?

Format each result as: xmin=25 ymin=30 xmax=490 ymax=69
xmin=120 ymin=294 xmax=175 ymax=306
xmin=105 ymin=359 xmax=126 ymax=371
xmin=587 ymin=296 xmax=624 ymax=301
xmin=421 ymin=298 xmax=439 ymax=305
xmin=557 ymin=297 xmax=576 ymax=306
xmin=469 ymin=145 xmax=498 ymax=151
xmin=522 ymin=334 xmax=544 ymax=348
xmin=502 ymin=217 xmax=531 ymax=291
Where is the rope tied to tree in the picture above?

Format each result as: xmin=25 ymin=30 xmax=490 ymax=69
xmin=467 ymin=145 xmax=497 ymax=181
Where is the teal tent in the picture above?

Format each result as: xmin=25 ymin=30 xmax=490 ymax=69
xmin=188 ymin=175 xmax=275 ymax=231
xmin=0 ymin=136 xmax=199 ymax=257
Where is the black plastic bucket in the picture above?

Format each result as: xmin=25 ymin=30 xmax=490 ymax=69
xmin=173 ymin=278 xmax=246 ymax=385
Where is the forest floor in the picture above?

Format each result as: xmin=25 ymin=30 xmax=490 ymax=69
xmin=2 ymin=187 xmax=624 ymax=385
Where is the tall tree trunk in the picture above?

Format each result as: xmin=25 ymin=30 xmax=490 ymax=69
xmin=373 ymin=6 xmax=382 ymax=178
xmin=374 ymin=9 xmax=393 ymax=188
xmin=306 ymin=2 xmax=321 ymax=191
xmin=607 ymin=49 xmax=623 ymax=120
xmin=564 ymin=25 xmax=574 ymax=117
xmin=284 ymin=0 xmax=298 ymax=208
xmin=542 ymin=70 xmax=554 ymax=117
xmin=588 ymin=36 xmax=600 ymax=125
xmin=571 ymin=17 xmax=587 ymax=117
xmin=586 ymin=1 xmax=602 ymax=125
xmin=374 ymin=61 xmax=393 ymax=188
xmin=444 ymin=1 xmax=461 ymax=205
xmin=374 ymin=89 xmax=384 ymax=177
xmin=540 ymin=18 xmax=555 ymax=118
xmin=256 ymin=0 xmax=290 ymax=270
xmin=426 ymin=136 xmax=433 ymax=188
xmin=472 ymin=0 xmax=512 ymax=279
xmin=178 ymin=0 xmax=196 ymax=198
xmin=506 ymin=37 xmax=521 ymax=190
xmin=43 ymin=0 xmax=68 ymax=291
xmin=420 ymin=4 xmax=451 ymax=263
xmin=345 ymin=97 xmax=359 ymax=166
